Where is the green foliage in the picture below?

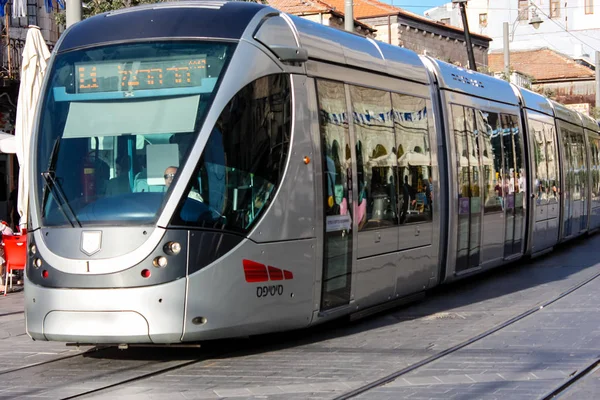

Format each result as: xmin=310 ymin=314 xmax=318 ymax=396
xmin=55 ymin=0 xmax=165 ymax=30
xmin=592 ymin=107 xmax=600 ymax=120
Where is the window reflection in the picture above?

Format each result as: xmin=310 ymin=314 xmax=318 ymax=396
xmin=351 ymin=86 xmax=396 ymax=230
xmin=477 ymin=110 xmax=503 ymax=213
xmin=544 ymin=123 xmax=559 ymax=202
xmin=530 ymin=120 xmax=548 ymax=203
xmin=392 ymin=93 xmax=433 ymax=225
xmin=172 ymin=74 xmax=291 ymax=233
xmin=590 ymin=136 xmax=600 ymax=206
xmin=350 ymin=86 xmax=433 ymax=231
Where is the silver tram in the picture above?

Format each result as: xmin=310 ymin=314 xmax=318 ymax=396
xmin=24 ymin=1 xmax=600 ymax=344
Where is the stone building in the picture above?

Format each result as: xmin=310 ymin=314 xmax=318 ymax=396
xmin=489 ymin=48 xmax=597 ymax=115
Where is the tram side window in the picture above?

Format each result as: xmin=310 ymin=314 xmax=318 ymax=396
xmin=392 ymin=92 xmax=432 ymax=224
xmin=350 ymin=86 xmax=396 ymax=230
xmin=477 ymin=110 xmax=503 ymax=212
xmin=529 ymin=120 xmax=548 ymax=202
xmin=590 ymin=137 xmax=600 ymax=206
xmin=544 ymin=122 xmax=559 ymax=201
xmin=453 ymin=105 xmax=480 ymax=201
xmin=172 ymin=74 xmax=291 ymax=233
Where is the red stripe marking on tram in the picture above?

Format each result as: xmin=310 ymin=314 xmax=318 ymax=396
xmin=242 ymin=259 xmax=269 ymax=282
xmin=268 ymin=266 xmax=284 ymax=281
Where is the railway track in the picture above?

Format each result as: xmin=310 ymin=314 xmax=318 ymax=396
xmin=330 ymin=265 xmax=600 ymax=400
xmin=0 ymin=311 xmax=24 ymax=318
xmin=538 ymin=358 xmax=600 ymax=400
xmin=0 ymin=340 xmax=249 ymax=399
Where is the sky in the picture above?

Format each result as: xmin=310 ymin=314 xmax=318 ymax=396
xmin=380 ymin=0 xmax=449 ymax=16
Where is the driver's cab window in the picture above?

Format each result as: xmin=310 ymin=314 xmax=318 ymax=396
xmin=172 ymin=74 xmax=292 ymax=234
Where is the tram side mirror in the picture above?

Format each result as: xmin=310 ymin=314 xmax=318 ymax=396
xmin=269 ymin=46 xmax=309 ymax=64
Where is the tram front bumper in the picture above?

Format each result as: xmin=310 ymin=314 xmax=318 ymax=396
xmin=25 ymin=276 xmax=186 ymax=344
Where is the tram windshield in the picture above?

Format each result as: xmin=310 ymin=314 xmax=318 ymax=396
xmin=35 ymin=41 xmax=234 ymax=226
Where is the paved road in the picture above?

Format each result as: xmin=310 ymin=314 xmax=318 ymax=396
xmin=1 ymin=234 xmax=600 ymax=399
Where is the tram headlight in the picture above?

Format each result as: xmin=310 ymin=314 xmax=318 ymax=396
xmin=30 ymin=244 xmax=37 ymax=255
xmin=34 ymin=258 xmax=42 ymax=268
xmin=153 ymin=256 xmax=168 ymax=268
xmin=164 ymin=241 xmax=181 ymax=255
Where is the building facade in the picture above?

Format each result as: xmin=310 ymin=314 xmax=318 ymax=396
xmin=425 ymin=0 xmax=600 ymax=63
xmin=489 ymin=48 xmax=597 ymax=113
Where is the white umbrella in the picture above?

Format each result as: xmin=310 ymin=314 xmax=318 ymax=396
xmin=367 ymin=153 xmax=396 ymax=168
xmin=398 ymin=151 xmax=430 ymax=167
xmin=0 ymin=132 xmax=16 ymax=154
xmin=15 ymin=26 xmax=51 ymax=229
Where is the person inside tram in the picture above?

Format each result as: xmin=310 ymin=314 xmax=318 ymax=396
xmin=164 ymin=166 xmax=177 ymax=189
xmin=400 ymin=175 xmax=416 ymax=224
xmin=163 ymin=166 xmax=203 ymax=202
xmin=425 ymin=176 xmax=433 ymax=215
xmin=105 ymin=156 xmax=131 ymax=196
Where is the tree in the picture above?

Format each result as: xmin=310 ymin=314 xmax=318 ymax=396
xmin=55 ymin=0 xmax=165 ymax=28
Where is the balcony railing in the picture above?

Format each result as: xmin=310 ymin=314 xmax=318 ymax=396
xmin=0 ymin=37 xmax=25 ymax=81
xmin=0 ymin=36 xmax=54 ymax=82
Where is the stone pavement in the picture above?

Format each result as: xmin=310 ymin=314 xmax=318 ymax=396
xmin=356 ymin=259 xmax=600 ymax=400
xmin=1 ymin=234 xmax=600 ymax=399
xmin=0 ymin=291 xmax=87 ymax=374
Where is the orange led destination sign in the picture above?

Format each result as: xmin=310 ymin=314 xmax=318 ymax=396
xmin=76 ymin=57 xmax=207 ymax=93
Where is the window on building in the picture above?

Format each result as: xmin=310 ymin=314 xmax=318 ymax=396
xmin=550 ymin=0 xmax=560 ymax=18
xmin=586 ymin=0 xmax=594 ymax=14
xmin=479 ymin=13 xmax=488 ymax=27
xmin=7 ymin=0 xmax=38 ymax=28
xmin=518 ymin=0 xmax=529 ymax=21
xmin=441 ymin=18 xmax=450 ymax=25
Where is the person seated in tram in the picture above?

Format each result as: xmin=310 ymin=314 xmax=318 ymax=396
xmin=400 ymin=175 xmax=416 ymax=224
xmin=163 ymin=166 xmax=203 ymax=202
xmin=105 ymin=156 xmax=131 ymax=196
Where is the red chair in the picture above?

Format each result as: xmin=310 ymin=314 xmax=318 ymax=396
xmin=3 ymin=231 xmax=27 ymax=295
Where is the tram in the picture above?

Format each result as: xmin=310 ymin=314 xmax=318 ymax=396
xmin=24 ymin=1 xmax=600 ymax=344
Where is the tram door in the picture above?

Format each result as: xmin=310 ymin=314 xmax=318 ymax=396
xmin=559 ymin=122 xmax=586 ymax=239
xmin=501 ymin=114 xmax=525 ymax=258
xmin=316 ymin=80 xmax=353 ymax=311
xmin=574 ymin=131 xmax=588 ymax=233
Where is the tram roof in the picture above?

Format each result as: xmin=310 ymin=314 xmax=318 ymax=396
xmin=423 ymin=57 xmax=519 ymax=106
xmin=550 ymin=100 xmax=584 ymax=127
xmin=516 ymin=87 xmax=555 ymax=117
xmin=288 ymin=15 xmax=429 ymax=84
xmin=581 ymin=112 xmax=600 ymax=133
xmin=57 ymin=1 xmax=265 ymax=52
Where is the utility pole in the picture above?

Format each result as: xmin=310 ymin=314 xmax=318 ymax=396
xmin=66 ymin=0 xmax=82 ymax=28
xmin=503 ymin=22 xmax=510 ymax=80
xmin=453 ymin=0 xmax=477 ymax=71
xmin=596 ymin=51 xmax=600 ymax=117
xmin=345 ymin=0 xmax=354 ymax=33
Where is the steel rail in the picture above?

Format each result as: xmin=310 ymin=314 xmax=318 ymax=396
xmin=331 ymin=266 xmax=600 ymax=399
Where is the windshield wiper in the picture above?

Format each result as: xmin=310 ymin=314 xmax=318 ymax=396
xmin=41 ymin=138 xmax=81 ymax=228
